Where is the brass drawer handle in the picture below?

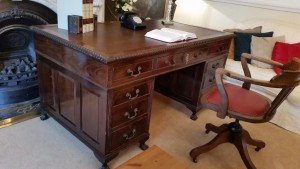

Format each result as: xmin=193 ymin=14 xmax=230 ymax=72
xmin=212 ymin=63 xmax=220 ymax=69
xmin=124 ymin=108 xmax=138 ymax=119
xmin=209 ymin=76 xmax=216 ymax=83
xmin=126 ymin=89 xmax=140 ymax=100
xmin=127 ymin=66 xmax=142 ymax=77
xmin=123 ymin=128 xmax=136 ymax=140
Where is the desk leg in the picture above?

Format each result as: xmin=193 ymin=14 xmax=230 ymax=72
xmin=94 ymin=151 xmax=119 ymax=169
xmin=186 ymin=104 xmax=203 ymax=121
xmin=139 ymin=135 xmax=150 ymax=150
xmin=39 ymin=107 xmax=50 ymax=121
xmin=189 ymin=107 xmax=199 ymax=121
xmin=155 ymin=63 xmax=205 ymax=121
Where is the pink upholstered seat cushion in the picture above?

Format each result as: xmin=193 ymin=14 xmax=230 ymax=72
xmin=207 ymin=84 xmax=270 ymax=117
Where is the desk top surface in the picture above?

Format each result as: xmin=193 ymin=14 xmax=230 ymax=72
xmin=31 ymin=20 xmax=233 ymax=63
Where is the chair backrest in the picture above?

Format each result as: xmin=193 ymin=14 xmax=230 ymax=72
xmin=266 ymin=57 xmax=300 ymax=120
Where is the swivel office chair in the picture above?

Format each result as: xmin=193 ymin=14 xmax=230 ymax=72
xmin=190 ymin=53 xmax=300 ymax=169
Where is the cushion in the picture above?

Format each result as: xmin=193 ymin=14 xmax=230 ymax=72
xmin=207 ymin=83 xmax=270 ymax=117
xmin=234 ymin=32 xmax=274 ymax=62
xmin=225 ymin=58 xmax=300 ymax=107
xmin=272 ymin=42 xmax=300 ymax=74
xmin=224 ymin=26 xmax=262 ymax=59
xmin=251 ymin=36 xmax=285 ymax=69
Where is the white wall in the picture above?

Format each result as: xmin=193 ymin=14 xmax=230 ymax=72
xmin=31 ymin=0 xmax=57 ymax=12
xmin=57 ymin=0 xmax=83 ymax=30
xmin=174 ymin=0 xmax=300 ymax=31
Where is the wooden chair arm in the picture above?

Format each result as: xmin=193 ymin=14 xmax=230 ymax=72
xmin=240 ymin=53 xmax=284 ymax=89
xmin=241 ymin=53 xmax=284 ymax=68
xmin=214 ymin=69 xmax=229 ymax=119
xmin=220 ymin=69 xmax=289 ymax=88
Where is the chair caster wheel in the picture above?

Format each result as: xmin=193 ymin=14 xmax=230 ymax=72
xmin=192 ymin=158 xmax=198 ymax=163
xmin=40 ymin=114 xmax=49 ymax=121
xmin=190 ymin=114 xmax=198 ymax=121
xmin=255 ymin=147 xmax=261 ymax=152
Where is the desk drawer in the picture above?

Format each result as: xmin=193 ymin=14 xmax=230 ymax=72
xmin=206 ymin=58 xmax=225 ymax=72
xmin=157 ymin=55 xmax=175 ymax=69
xmin=172 ymin=48 xmax=209 ymax=65
xmin=209 ymin=41 xmax=230 ymax=56
xmin=112 ymin=82 xmax=150 ymax=106
xmin=202 ymin=58 xmax=225 ymax=89
xmin=111 ymin=98 xmax=149 ymax=128
xmin=112 ymin=60 xmax=153 ymax=81
xmin=110 ymin=117 xmax=148 ymax=150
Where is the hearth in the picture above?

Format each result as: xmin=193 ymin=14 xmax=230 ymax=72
xmin=0 ymin=0 xmax=57 ymax=126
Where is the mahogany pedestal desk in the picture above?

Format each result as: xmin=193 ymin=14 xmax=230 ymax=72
xmin=31 ymin=20 xmax=233 ymax=169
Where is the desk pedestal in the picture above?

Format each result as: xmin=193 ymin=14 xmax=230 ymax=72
xmin=32 ymin=22 xmax=232 ymax=168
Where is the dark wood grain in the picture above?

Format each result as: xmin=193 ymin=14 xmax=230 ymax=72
xmin=32 ymin=21 xmax=233 ymax=169
xmin=81 ymin=87 xmax=101 ymax=141
xmin=111 ymin=98 xmax=149 ymax=129
xmin=112 ymin=82 xmax=151 ymax=106
xmin=31 ymin=20 xmax=233 ymax=63
xmin=57 ymin=72 xmax=77 ymax=125
xmin=110 ymin=116 xmax=148 ymax=151
xmin=37 ymin=61 xmax=57 ymax=111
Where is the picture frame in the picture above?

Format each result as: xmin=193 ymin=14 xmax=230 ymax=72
xmin=104 ymin=0 xmax=167 ymax=21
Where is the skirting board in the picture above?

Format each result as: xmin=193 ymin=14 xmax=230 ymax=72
xmin=206 ymin=0 xmax=300 ymax=14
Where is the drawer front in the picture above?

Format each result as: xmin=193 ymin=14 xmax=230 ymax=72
xmin=206 ymin=58 xmax=225 ymax=72
xmin=209 ymin=41 xmax=230 ymax=56
xmin=110 ymin=117 xmax=148 ymax=150
xmin=203 ymin=73 xmax=216 ymax=89
xmin=157 ymin=55 xmax=176 ymax=69
xmin=202 ymin=58 xmax=225 ymax=89
xmin=112 ymin=82 xmax=150 ymax=106
xmin=112 ymin=60 xmax=153 ymax=81
xmin=111 ymin=98 xmax=149 ymax=128
xmin=172 ymin=47 xmax=209 ymax=65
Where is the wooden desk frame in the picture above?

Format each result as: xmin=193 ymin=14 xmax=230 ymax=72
xmin=31 ymin=21 xmax=233 ymax=169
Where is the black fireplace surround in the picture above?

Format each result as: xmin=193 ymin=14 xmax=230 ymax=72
xmin=0 ymin=0 xmax=57 ymax=120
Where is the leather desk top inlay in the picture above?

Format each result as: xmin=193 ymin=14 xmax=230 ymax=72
xmin=31 ymin=20 xmax=233 ymax=63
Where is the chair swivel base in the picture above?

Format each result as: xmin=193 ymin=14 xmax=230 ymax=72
xmin=190 ymin=121 xmax=266 ymax=169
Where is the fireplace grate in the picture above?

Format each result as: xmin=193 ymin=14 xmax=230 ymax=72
xmin=0 ymin=55 xmax=37 ymax=87
xmin=0 ymin=0 xmax=57 ymax=127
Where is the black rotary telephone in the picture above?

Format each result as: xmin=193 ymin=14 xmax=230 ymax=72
xmin=119 ymin=12 xmax=146 ymax=30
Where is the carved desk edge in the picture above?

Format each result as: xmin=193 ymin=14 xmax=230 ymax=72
xmin=30 ymin=25 xmax=234 ymax=64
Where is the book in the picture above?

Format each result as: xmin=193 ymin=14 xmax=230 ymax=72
xmin=82 ymin=0 xmax=94 ymax=33
xmin=145 ymin=28 xmax=197 ymax=43
xmin=58 ymin=0 xmax=94 ymax=33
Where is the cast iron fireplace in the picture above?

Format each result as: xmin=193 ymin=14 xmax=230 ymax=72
xmin=0 ymin=0 xmax=57 ymax=125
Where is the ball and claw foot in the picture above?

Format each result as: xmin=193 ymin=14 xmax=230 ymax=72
xmin=40 ymin=113 xmax=49 ymax=121
xmin=139 ymin=143 xmax=149 ymax=151
xmin=190 ymin=114 xmax=198 ymax=121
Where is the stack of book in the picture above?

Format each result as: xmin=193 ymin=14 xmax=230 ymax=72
xmin=57 ymin=0 xmax=95 ymax=34
xmin=82 ymin=0 xmax=94 ymax=33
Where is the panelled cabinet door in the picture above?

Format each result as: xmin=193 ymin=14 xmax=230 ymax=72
xmin=37 ymin=61 xmax=57 ymax=111
xmin=56 ymin=72 xmax=80 ymax=127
